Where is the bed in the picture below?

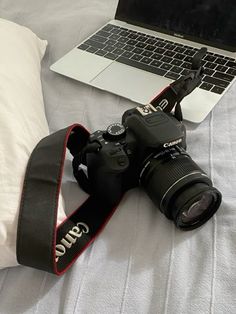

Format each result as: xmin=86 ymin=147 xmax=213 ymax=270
xmin=0 ymin=0 xmax=236 ymax=313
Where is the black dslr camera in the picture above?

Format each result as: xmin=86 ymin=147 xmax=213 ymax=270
xmin=74 ymin=49 xmax=222 ymax=230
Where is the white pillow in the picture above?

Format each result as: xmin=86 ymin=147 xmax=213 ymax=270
xmin=0 ymin=18 xmax=66 ymax=269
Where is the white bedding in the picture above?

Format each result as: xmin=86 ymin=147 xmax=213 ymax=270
xmin=0 ymin=0 xmax=236 ymax=313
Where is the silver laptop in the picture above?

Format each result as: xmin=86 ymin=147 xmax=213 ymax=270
xmin=50 ymin=0 xmax=236 ymax=123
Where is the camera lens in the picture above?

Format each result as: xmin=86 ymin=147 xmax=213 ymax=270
xmin=173 ymin=184 xmax=221 ymax=229
xmin=140 ymin=147 xmax=222 ymax=230
xmin=181 ymin=192 xmax=213 ymax=223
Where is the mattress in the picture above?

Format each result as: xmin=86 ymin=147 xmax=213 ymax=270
xmin=0 ymin=0 xmax=236 ymax=313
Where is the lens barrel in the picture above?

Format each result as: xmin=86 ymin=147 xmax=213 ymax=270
xmin=140 ymin=147 xmax=222 ymax=230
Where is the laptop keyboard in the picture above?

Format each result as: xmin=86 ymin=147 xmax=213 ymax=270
xmin=78 ymin=24 xmax=236 ymax=95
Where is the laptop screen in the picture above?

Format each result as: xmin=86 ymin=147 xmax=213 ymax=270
xmin=115 ymin=0 xmax=236 ymax=52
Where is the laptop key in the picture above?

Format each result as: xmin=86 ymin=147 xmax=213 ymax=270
xmin=213 ymin=71 xmax=234 ymax=82
xmin=105 ymin=53 xmax=118 ymax=60
xmin=146 ymin=45 xmax=156 ymax=51
xmin=226 ymin=61 xmax=236 ymax=68
xmin=213 ymin=53 xmax=223 ymax=59
xmin=152 ymin=53 xmax=162 ymax=60
xmin=133 ymin=47 xmax=144 ymax=54
xmin=174 ymin=53 xmax=185 ymax=60
xmin=215 ymin=58 xmax=227 ymax=65
xmin=105 ymin=45 xmax=115 ymax=52
xmin=141 ymin=57 xmax=152 ymax=64
xmin=78 ymin=43 xmax=89 ymax=50
xmin=171 ymin=66 xmax=182 ymax=73
xmin=110 ymin=28 xmax=120 ymax=35
xmin=122 ymin=51 xmax=133 ymax=58
xmin=137 ymin=35 xmax=146 ymax=42
xmin=211 ymin=86 xmax=225 ymax=94
xmin=205 ymin=62 xmax=217 ymax=69
xmin=161 ymin=56 xmax=172 ymax=63
xmin=215 ymin=65 xmax=227 ymax=72
xmin=96 ymin=30 xmax=110 ymax=38
xmin=185 ymin=49 xmax=196 ymax=56
xmin=164 ymin=50 xmax=175 ymax=57
xmin=113 ymin=48 xmax=124 ymax=56
xmin=116 ymin=56 xmax=167 ymax=76
xmin=90 ymin=35 xmax=108 ymax=43
xmin=102 ymin=24 xmax=116 ymax=32
xmin=136 ymin=42 xmax=147 ymax=49
xmin=118 ymin=37 xmax=127 ymax=43
xmin=95 ymin=49 xmax=107 ymax=56
xmin=224 ymin=56 xmax=236 ymax=62
xmin=84 ymin=39 xmax=105 ymax=50
xmin=227 ymin=68 xmax=236 ymax=76
xmin=182 ymin=62 xmax=191 ymax=69
xmin=165 ymin=72 xmax=180 ymax=80
xmin=199 ymin=82 xmax=213 ymax=91
xmin=160 ymin=63 xmax=172 ymax=70
xmin=106 ymin=39 xmax=116 ymax=46
xmin=150 ymin=60 xmax=162 ymax=68
xmin=174 ymin=46 xmax=186 ymax=53
xmin=204 ymin=68 xmax=214 ymax=76
xmin=156 ymin=41 xmax=166 ymax=47
xmin=203 ymin=76 xmax=230 ymax=88
xmin=109 ymin=34 xmax=120 ymax=41
xmin=155 ymin=47 xmax=165 ymax=54
xmin=204 ymin=55 xmax=216 ymax=62
xmin=146 ymin=38 xmax=156 ymax=45
xmin=120 ymin=30 xmax=129 ymax=37
xmin=127 ymin=39 xmax=138 ymax=46
xmin=184 ymin=56 xmax=193 ymax=63
xmin=164 ymin=44 xmax=175 ymax=50
xmin=87 ymin=46 xmax=98 ymax=53
xmin=181 ymin=69 xmax=191 ymax=76
xmin=171 ymin=59 xmax=182 ymax=66
xmin=142 ymin=50 xmax=153 ymax=57
xmin=128 ymin=33 xmax=139 ymax=40
xmin=131 ymin=54 xmax=143 ymax=61
xmin=114 ymin=42 xmax=125 ymax=49
xmin=123 ymin=45 xmax=134 ymax=52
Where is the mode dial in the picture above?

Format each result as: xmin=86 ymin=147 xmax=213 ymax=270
xmin=105 ymin=123 xmax=126 ymax=140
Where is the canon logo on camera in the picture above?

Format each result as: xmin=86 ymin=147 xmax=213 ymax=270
xmin=55 ymin=222 xmax=89 ymax=262
xmin=163 ymin=138 xmax=182 ymax=148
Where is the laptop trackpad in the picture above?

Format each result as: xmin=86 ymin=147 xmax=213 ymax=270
xmin=91 ymin=61 xmax=170 ymax=104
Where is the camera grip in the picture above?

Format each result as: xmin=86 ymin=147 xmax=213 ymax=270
xmin=86 ymin=146 xmax=129 ymax=206
xmin=89 ymin=168 xmax=124 ymax=206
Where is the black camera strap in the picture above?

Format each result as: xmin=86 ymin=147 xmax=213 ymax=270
xmin=151 ymin=47 xmax=206 ymax=120
xmin=17 ymin=124 xmax=122 ymax=275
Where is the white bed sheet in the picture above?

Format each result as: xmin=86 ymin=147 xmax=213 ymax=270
xmin=0 ymin=0 xmax=236 ymax=313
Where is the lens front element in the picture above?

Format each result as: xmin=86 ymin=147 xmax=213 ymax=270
xmin=181 ymin=192 xmax=214 ymax=223
xmin=174 ymin=185 xmax=221 ymax=229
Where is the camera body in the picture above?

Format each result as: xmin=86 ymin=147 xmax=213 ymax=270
xmin=85 ymin=104 xmax=186 ymax=204
xmin=78 ymin=102 xmax=221 ymax=230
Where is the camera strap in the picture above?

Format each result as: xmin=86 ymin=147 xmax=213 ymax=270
xmin=151 ymin=47 xmax=206 ymax=119
xmin=17 ymin=124 xmax=122 ymax=275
